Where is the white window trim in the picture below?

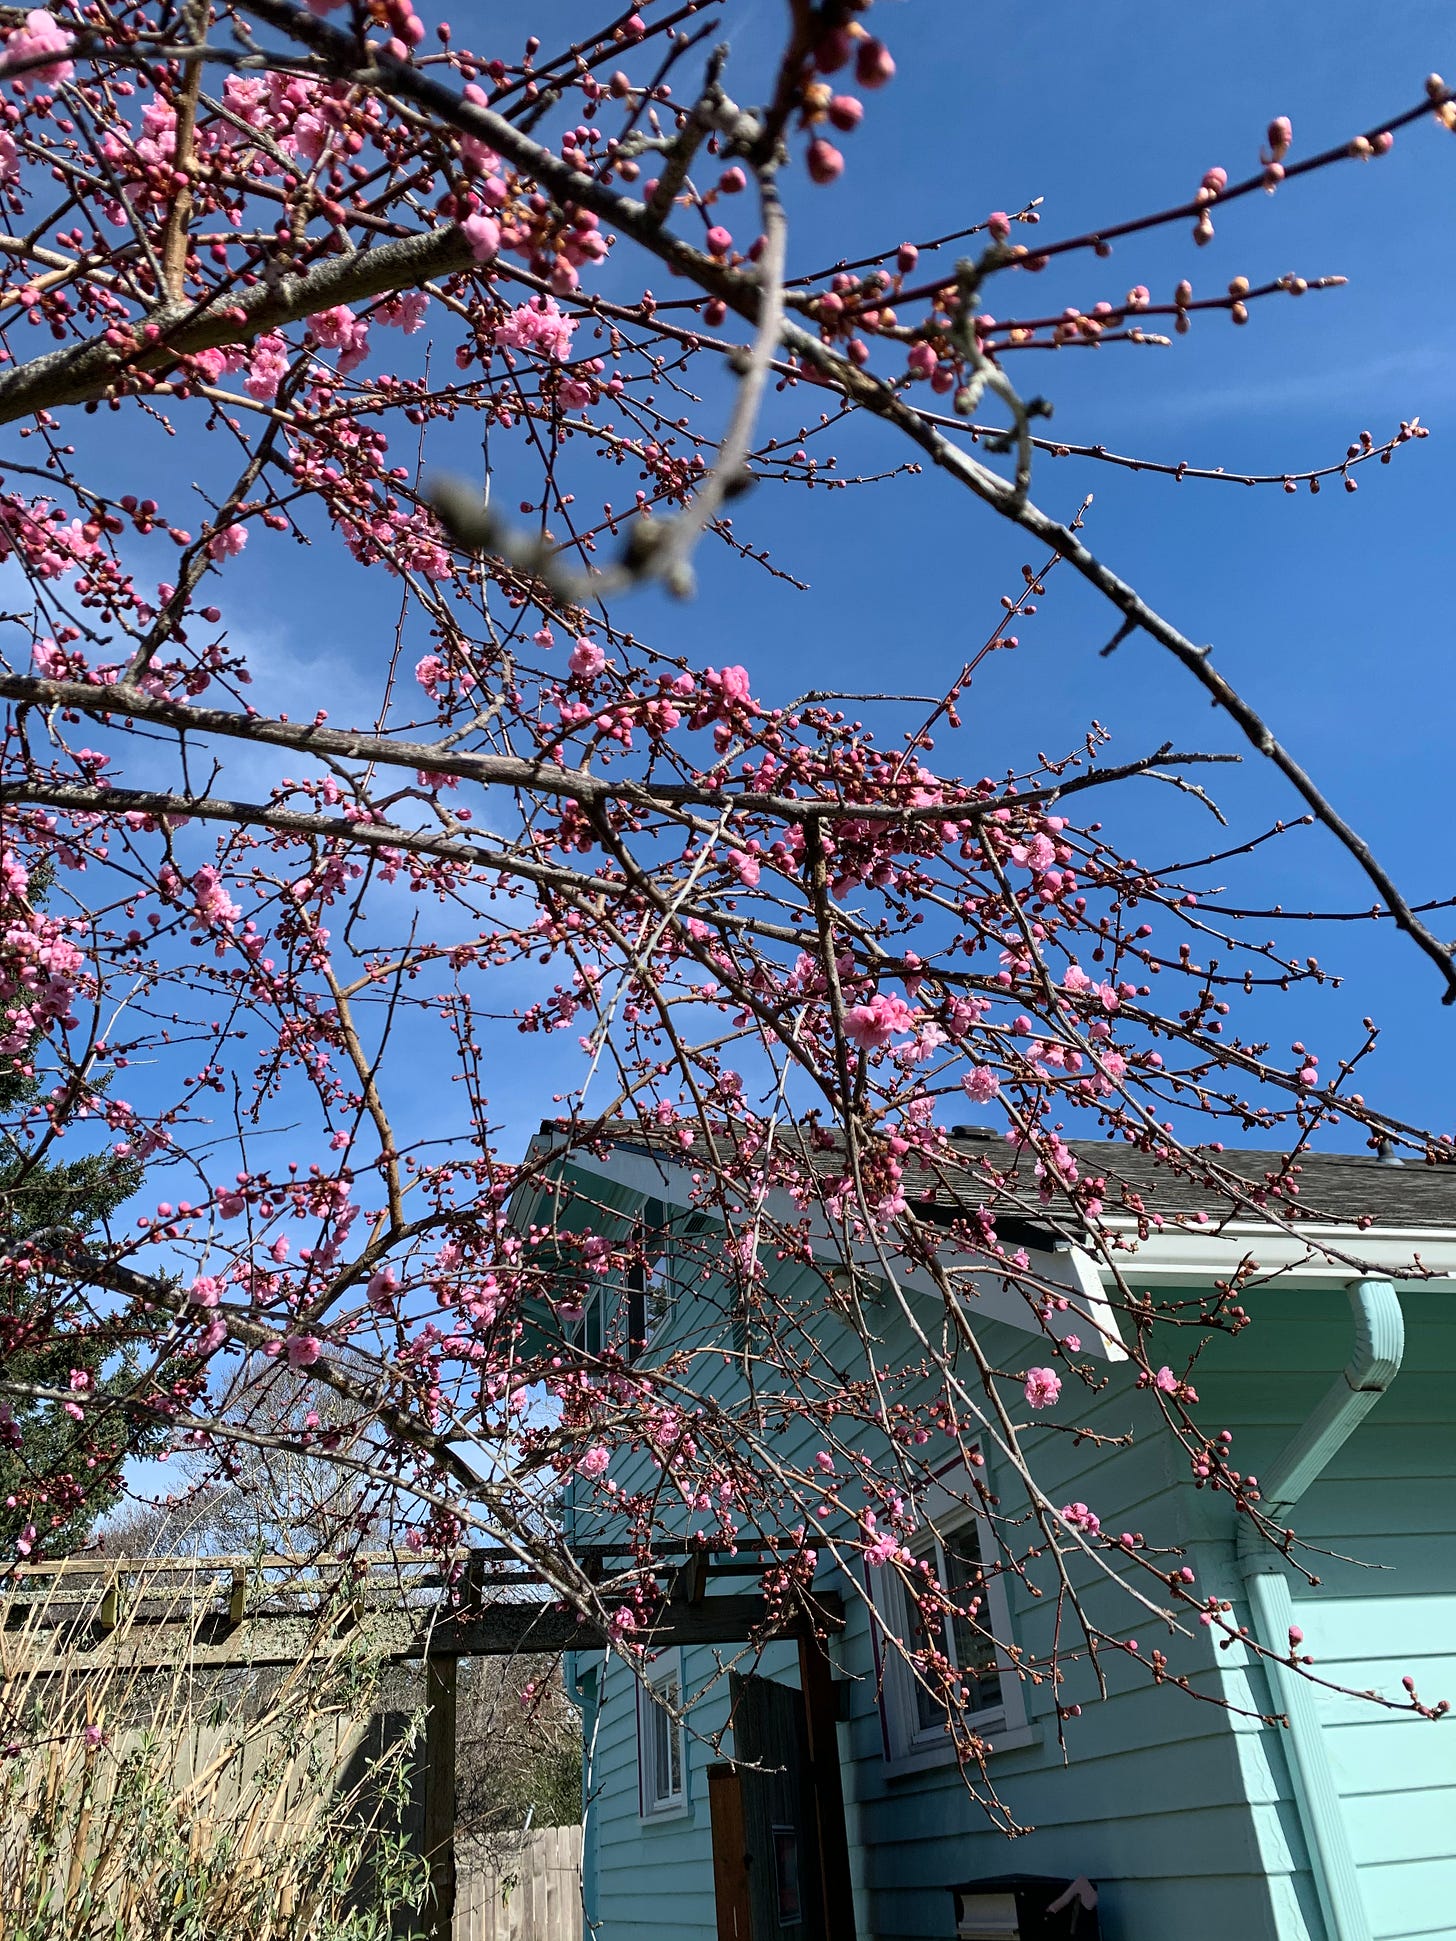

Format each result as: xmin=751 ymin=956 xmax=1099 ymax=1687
xmin=637 ymin=1647 xmax=690 ymax=1820
xmin=869 ymin=1463 xmax=1033 ymax=1774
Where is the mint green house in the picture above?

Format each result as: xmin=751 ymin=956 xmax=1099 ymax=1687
xmin=513 ymin=1124 xmax=1456 ymax=1941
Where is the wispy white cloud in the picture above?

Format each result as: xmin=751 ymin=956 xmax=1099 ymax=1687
xmin=1125 ymin=344 xmax=1450 ymax=427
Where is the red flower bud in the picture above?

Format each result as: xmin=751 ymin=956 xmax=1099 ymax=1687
xmin=806 ymin=138 xmax=844 ymax=185
xmin=814 ymin=27 xmax=853 ymax=72
xmin=855 ymin=38 xmax=895 ymax=89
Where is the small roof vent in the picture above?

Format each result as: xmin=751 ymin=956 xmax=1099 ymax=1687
xmin=1376 ymin=1137 xmax=1404 ymax=1166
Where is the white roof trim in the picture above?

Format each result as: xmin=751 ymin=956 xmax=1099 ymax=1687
xmin=1090 ymin=1220 xmax=1456 ymax=1285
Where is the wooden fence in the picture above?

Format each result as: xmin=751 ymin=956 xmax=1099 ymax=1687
xmin=455 ymin=1825 xmax=583 ymax=1941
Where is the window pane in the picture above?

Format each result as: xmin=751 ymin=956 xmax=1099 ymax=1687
xmin=902 ymin=1544 xmax=952 ymax=1734
xmin=648 ymin=1669 xmax=682 ymax=1805
xmin=942 ymin=1523 xmax=1004 ymax=1714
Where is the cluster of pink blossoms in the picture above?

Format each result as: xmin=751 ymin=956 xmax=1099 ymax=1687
xmin=844 ymin=991 xmax=917 ymax=1049
xmin=245 ymin=334 xmax=291 ymax=401
xmin=3 ymin=9 xmax=73 ymax=90
xmin=308 ymin=304 xmax=371 ymax=374
xmin=1 ymin=858 xmax=86 ymax=1057
xmin=494 ymin=296 xmax=577 ymax=362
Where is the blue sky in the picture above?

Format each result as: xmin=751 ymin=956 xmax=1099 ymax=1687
xmin=484 ymin=0 xmax=1455 ymax=1143
xmin=622 ymin=0 xmax=1456 ymax=1136
xmin=50 ymin=0 xmax=1456 ymax=1178
xmin=67 ymin=0 xmax=1456 ymax=1518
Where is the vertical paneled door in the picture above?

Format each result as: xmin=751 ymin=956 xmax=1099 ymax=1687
xmin=711 ymin=1674 xmax=827 ymax=1941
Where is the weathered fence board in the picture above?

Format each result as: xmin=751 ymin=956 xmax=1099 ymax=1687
xmin=455 ymin=1825 xmax=583 ymax=1941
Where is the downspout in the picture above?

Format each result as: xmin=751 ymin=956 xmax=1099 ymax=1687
xmin=1235 ymin=1278 xmax=1405 ymax=1941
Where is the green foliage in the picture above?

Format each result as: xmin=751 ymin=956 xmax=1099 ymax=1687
xmin=0 ymin=1030 xmax=151 ymax=1553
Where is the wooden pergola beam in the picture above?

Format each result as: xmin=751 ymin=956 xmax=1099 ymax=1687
xmin=1 ymin=1590 xmax=842 ymax=1674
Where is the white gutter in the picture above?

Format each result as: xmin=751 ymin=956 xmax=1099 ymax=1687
xmin=1093 ymin=1221 xmax=1456 ymax=1286
xmin=1234 ymin=1278 xmax=1405 ymax=1941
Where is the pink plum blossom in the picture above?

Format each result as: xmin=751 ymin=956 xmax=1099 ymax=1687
xmin=4 ymin=11 xmax=73 ymax=90
xmin=569 ymin=637 xmax=605 ymax=679
xmin=461 ymin=212 xmax=501 ymax=262
xmin=494 ymin=297 xmax=576 ymax=361
xmin=1024 ymin=1366 xmax=1062 ymax=1410
xmin=844 ymin=992 xmax=915 ymax=1049
xmin=206 ymin=523 xmax=247 ymax=563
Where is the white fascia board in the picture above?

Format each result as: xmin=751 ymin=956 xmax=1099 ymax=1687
xmin=527 ymin=1134 xmax=1128 ymax=1360
xmin=1092 ymin=1219 xmax=1456 ymax=1287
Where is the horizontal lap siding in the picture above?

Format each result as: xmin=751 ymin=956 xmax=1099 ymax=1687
xmin=1194 ymin=1288 xmax=1456 ymax=1941
xmin=571 ymin=1200 xmax=1453 ymax=1941
xmin=587 ymin=1647 xmax=727 ymax=1939
xmin=837 ymin=1334 xmax=1300 ymax=1941
xmin=579 ymin=1259 xmax=1305 ymax=1941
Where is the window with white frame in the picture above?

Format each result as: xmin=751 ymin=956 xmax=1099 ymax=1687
xmin=637 ymin=1648 xmax=688 ymax=1818
xmin=874 ymin=1467 xmax=1026 ymax=1771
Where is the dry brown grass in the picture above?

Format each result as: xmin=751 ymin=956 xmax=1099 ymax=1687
xmin=0 ymin=1566 xmax=427 ymax=1941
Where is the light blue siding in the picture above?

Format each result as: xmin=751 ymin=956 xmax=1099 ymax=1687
xmin=547 ymin=1164 xmax=1453 ymax=1941
xmin=1192 ymin=1286 xmax=1456 ymax=1941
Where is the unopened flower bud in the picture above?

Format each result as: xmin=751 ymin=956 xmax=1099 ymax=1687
xmin=897 ymin=242 xmax=918 ymax=274
xmin=806 ymin=138 xmax=844 ymax=184
xmin=1201 ymin=166 xmax=1228 ymax=194
xmin=1266 ymin=115 xmax=1292 ymax=158
xmin=828 ymin=94 xmax=863 ymax=131
xmin=855 ymin=37 xmax=895 ymax=88
xmin=814 ymin=26 xmax=853 ymax=72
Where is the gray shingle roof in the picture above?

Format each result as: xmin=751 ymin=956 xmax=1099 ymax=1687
xmin=541 ymin=1117 xmax=1456 ymax=1233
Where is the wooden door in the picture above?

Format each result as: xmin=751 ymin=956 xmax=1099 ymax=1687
xmin=709 ymin=1763 xmax=754 ymax=1941
xmin=722 ymin=1673 xmax=826 ymax=1941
